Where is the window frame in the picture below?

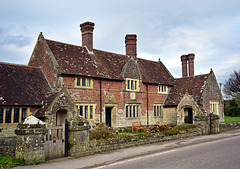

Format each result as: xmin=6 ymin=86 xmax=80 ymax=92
xmin=0 ymin=107 xmax=29 ymax=124
xmin=75 ymin=103 xmax=96 ymax=121
xmin=75 ymin=77 xmax=93 ymax=88
xmin=158 ymin=85 xmax=168 ymax=94
xmin=153 ymin=104 xmax=163 ymax=117
xmin=125 ymin=104 xmax=140 ymax=118
xmin=126 ymin=78 xmax=139 ymax=92
xmin=210 ymin=101 xmax=219 ymax=115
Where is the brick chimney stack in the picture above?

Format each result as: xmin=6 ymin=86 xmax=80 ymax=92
xmin=181 ymin=55 xmax=188 ymax=77
xmin=125 ymin=34 xmax=137 ymax=59
xmin=188 ymin=53 xmax=195 ymax=77
xmin=80 ymin=21 xmax=95 ymax=51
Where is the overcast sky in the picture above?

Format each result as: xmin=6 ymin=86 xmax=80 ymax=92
xmin=0 ymin=0 xmax=239 ymax=85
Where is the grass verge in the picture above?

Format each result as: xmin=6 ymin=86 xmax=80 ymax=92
xmin=0 ymin=155 xmax=24 ymax=168
xmin=224 ymin=116 xmax=240 ymax=123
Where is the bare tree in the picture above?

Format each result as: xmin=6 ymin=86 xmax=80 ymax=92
xmin=223 ymin=70 xmax=240 ymax=102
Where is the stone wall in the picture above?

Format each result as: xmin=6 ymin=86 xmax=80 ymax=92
xmin=220 ymin=122 xmax=240 ymax=132
xmin=0 ymin=136 xmax=17 ymax=157
xmin=69 ymin=128 xmax=202 ymax=157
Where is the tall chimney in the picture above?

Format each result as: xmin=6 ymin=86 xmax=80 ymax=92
xmin=181 ymin=55 xmax=188 ymax=77
xmin=188 ymin=53 xmax=195 ymax=77
xmin=80 ymin=21 xmax=95 ymax=51
xmin=125 ymin=34 xmax=137 ymax=59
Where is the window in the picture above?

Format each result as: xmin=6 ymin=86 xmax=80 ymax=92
xmin=158 ymin=85 xmax=168 ymax=93
xmin=154 ymin=104 xmax=163 ymax=117
xmin=76 ymin=104 xmax=96 ymax=120
xmin=126 ymin=78 xmax=139 ymax=91
xmin=75 ymin=77 xmax=92 ymax=88
xmin=0 ymin=107 xmax=28 ymax=124
xmin=126 ymin=104 xmax=140 ymax=118
xmin=210 ymin=102 xmax=218 ymax=114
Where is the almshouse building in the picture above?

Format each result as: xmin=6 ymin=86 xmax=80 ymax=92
xmin=0 ymin=21 xmax=224 ymax=135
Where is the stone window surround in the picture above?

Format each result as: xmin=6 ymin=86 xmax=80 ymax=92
xmin=75 ymin=77 xmax=93 ymax=88
xmin=158 ymin=85 xmax=168 ymax=94
xmin=125 ymin=103 xmax=140 ymax=118
xmin=75 ymin=103 xmax=96 ymax=121
xmin=0 ymin=107 xmax=29 ymax=124
xmin=153 ymin=104 xmax=163 ymax=117
xmin=210 ymin=101 xmax=219 ymax=115
xmin=126 ymin=78 xmax=139 ymax=92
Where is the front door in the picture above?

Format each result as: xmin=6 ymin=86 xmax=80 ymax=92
xmin=106 ymin=107 xmax=112 ymax=127
xmin=188 ymin=108 xmax=193 ymax=124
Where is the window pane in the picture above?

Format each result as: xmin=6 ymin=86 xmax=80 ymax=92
xmin=79 ymin=106 xmax=83 ymax=116
xmin=131 ymin=80 xmax=134 ymax=90
xmin=82 ymin=78 xmax=86 ymax=86
xmin=160 ymin=106 xmax=162 ymax=116
xmin=137 ymin=105 xmax=139 ymax=117
xmin=127 ymin=80 xmax=130 ymax=89
xmin=14 ymin=108 xmax=20 ymax=123
xmin=85 ymin=106 xmax=88 ymax=119
xmin=126 ymin=106 xmax=128 ymax=118
xmin=157 ymin=106 xmax=159 ymax=116
xmin=87 ymin=79 xmax=91 ymax=87
xmin=22 ymin=108 xmax=27 ymax=121
xmin=130 ymin=105 xmax=132 ymax=117
xmin=134 ymin=81 xmax=137 ymax=90
xmin=154 ymin=106 xmax=156 ymax=116
xmin=0 ymin=108 xmax=3 ymax=123
xmin=133 ymin=106 xmax=135 ymax=117
xmin=90 ymin=106 xmax=93 ymax=119
xmin=77 ymin=78 xmax=80 ymax=86
xmin=5 ymin=108 xmax=12 ymax=123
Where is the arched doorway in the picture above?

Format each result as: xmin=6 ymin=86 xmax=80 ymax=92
xmin=184 ymin=108 xmax=193 ymax=124
xmin=56 ymin=109 xmax=67 ymax=126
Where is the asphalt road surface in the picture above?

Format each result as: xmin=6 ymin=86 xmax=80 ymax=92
xmin=95 ymin=135 xmax=240 ymax=169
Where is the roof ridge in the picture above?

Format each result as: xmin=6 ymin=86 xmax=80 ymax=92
xmin=0 ymin=62 xmax=40 ymax=70
xmin=175 ymin=73 xmax=210 ymax=80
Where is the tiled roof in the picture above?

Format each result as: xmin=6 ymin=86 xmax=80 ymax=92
xmin=0 ymin=62 xmax=51 ymax=106
xmin=164 ymin=74 xmax=209 ymax=106
xmin=45 ymin=39 xmax=174 ymax=85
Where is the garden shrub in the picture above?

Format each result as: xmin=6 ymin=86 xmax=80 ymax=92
xmin=89 ymin=123 xmax=116 ymax=140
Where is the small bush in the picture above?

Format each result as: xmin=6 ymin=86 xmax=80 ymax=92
xmin=173 ymin=124 xmax=197 ymax=130
xmin=89 ymin=123 xmax=116 ymax=140
xmin=147 ymin=122 xmax=175 ymax=133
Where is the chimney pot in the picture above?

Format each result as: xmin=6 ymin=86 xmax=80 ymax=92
xmin=80 ymin=21 xmax=95 ymax=51
xmin=125 ymin=34 xmax=137 ymax=59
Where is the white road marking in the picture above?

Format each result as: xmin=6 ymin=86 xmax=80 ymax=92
xmin=94 ymin=149 xmax=176 ymax=169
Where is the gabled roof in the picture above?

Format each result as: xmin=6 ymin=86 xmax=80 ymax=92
xmin=0 ymin=62 xmax=51 ymax=106
xmin=164 ymin=73 xmax=210 ymax=107
xmin=45 ymin=38 xmax=174 ymax=85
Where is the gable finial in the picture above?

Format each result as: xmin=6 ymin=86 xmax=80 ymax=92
xmin=158 ymin=58 xmax=161 ymax=62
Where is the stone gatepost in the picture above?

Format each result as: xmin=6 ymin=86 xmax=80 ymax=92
xmin=68 ymin=115 xmax=90 ymax=156
xmin=15 ymin=116 xmax=47 ymax=163
xmin=194 ymin=113 xmax=210 ymax=135
xmin=209 ymin=113 xmax=220 ymax=134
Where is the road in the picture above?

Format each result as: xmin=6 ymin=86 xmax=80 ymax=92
xmin=96 ymin=135 xmax=240 ymax=169
xmin=14 ymin=129 xmax=240 ymax=169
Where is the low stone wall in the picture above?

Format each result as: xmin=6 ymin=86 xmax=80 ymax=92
xmin=70 ymin=128 xmax=202 ymax=157
xmin=220 ymin=122 xmax=240 ymax=132
xmin=0 ymin=136 xmax=17 ymax=157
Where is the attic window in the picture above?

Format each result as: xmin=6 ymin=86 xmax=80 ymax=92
xmin=126 ymin=78 xmax=139 ymax=91
xmin=75 ymin=77 xmax=92 ymax=88
xmin=158 ymin=85 xmax=168 ymax=94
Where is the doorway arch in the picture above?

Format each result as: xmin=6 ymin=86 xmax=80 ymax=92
xmin=56 ymin=109 xmax=67 ymax=126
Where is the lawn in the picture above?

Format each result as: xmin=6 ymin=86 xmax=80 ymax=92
xmin=224 ymin=116 xmax=240 ymax=123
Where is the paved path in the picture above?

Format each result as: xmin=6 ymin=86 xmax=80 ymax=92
xmin=14 ymin=129 xmax=240 ymax=169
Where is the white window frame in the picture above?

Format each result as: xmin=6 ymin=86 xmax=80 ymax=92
xmin=125 ymin=104 xmax=140 ymax=118
xmin=75 ymin=77 xmax=93 ymax=88
xmin=76 ymin=103 xmax=96 ymax=120
xmin=153 ymin=104 xmax=163 ymax=117
xmin=158 ymin=85 xmax=168 ymax=93
xmin=126 ymin=78 xmax=139 ymax=92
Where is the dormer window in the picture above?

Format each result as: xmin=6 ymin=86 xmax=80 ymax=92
xmin=75 ymin=77 xmax=92 ymax=88
xmin=126 ymin=78 xmax=139 ymax=91
xmin=158 ymin=85 xmax=168 ymax=93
